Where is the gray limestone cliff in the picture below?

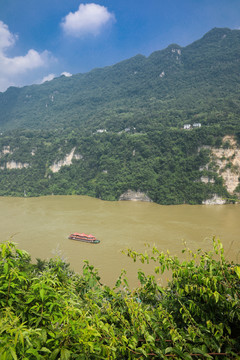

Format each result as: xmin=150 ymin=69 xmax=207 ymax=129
xmin=119 ymin=190 xmax=152 ymax=202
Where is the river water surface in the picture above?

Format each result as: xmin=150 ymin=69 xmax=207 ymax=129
xmin=0 ymin=196 xmax=239 ymax=286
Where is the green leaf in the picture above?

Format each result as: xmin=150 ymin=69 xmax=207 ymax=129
xmin=61 ymin=348 xmax=71 ymax=360
xmin=138 ymin=348 xmax=147 ymax=357
xmin=235 ymin=266 xmax=240 ymax=279
xmin=122 ymin=335 xmax=128 ymax=343
xmin=25 ymin=296 xmax=35 ymax=304
xmin=172 ymin=348 xmax=186 ymax=358
xmin=192 ymin=348 xmax=212 ymax=358
xmin=41 ymin=329 xmax=47 ymax=342
xmin=49 ymin=349 xmax=60 ymax=360
xmin=213 ymin=291 xmax=220 ymax=303
xmin=9 ymin=347 xmax=18 ymax=360
xmin=40 ymin=289 xmax=45 ymax=301
xmin=47 ymin=331 xmax=56 ymax=338
xmin=165 ymin=347 xmax=174 ymax=354
xmin=146 ymin=334 xmax=155 ymax=343
xmin=183 ymin=353 xmax=193 ymax=360
xmin=26 ymin=348 xmax=40 ymax=357
xmin=40 ymin=347 xmax=51 ymax=353
xmin=3 ymin=262 xmax=8 ymax=274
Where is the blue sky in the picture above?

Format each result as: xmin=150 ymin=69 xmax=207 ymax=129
xmin=0 ymin=0 xmax=239 ymax=92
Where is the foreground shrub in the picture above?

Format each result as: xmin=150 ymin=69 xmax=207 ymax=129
xmin=0 ymin=239 xmax=239 ymax=359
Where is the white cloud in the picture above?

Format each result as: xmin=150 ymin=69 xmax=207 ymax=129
xmin=41 ymin=73 xmax=56 ymax=83
xmin=0 ymin=21 xmax=53 ymax=92
xmin=40 ymin=72 xmax=72 ymax=84
xmin=0 ymin=21 xmax=16 ymax=53
xmin=1 ymin=49 xmax=50 ymax=75
xmin=61 ymin=3 xmax=115 ymax=37
xmin=61 ymin=71 xmax=72 ymax=77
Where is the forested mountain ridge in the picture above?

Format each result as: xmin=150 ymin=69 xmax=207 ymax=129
xmin=0 ymin=27 xmax=240 ymax=132
xmin=0 ymin=27 xmax=240 ymax=204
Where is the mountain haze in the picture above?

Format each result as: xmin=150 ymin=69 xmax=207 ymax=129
xmin=0 ymin=28 xmax=240 ymax=204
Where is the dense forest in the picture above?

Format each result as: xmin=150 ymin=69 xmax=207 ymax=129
xmin=0 ymin=28 xmax=240 ymax=133
xmin=0 ymin=126 xmax=234 ymax=204
xmin=0 ymin=239 xmax=239 ymax=359
xmin=0 ymin=28 xmax=240 ymax=203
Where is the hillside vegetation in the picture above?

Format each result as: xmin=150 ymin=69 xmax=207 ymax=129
xmin=0 ymin=28 xmax=240 ymax=203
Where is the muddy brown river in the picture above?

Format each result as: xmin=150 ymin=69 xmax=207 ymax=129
xmin=0 ymin=196 xmax=239 ymax=287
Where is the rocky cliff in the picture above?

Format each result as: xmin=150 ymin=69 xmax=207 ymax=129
xmin=200 ymin=135 xmax=240 ymax=204
xmin=119 ymin=190 xmax=152 ymax=202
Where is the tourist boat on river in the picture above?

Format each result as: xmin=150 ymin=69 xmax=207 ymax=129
xmin=68 ymin=232 xmax=100 ymax=244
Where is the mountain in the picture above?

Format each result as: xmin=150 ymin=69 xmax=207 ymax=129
xmin=0 ymin=28 xmax=240 ymax=204
xmin=0 ymin=27 xmax=240 ymax=132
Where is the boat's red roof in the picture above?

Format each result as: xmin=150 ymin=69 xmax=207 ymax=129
xmin=71 ymin=232 xmax=96 ymax=238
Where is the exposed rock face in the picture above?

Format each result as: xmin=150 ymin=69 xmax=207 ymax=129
xmin=1 ymin=161 xmax=29 ymax=170
xmin=73 ymin=154 xmax=83 ymax=160
xmin=202 ymin=194 xmax=226 ymax=205
xmin=200 ymin=135 xmax=240 ymax=194
xmin=2 ymin=146 xmax=12 ymax=155
xmin=200 ymin=176 xmax=215 ymax=184
xmin=50 ymin=148 xmax=83 ymax=173
xmin=211 ymin=136 xmax=240 ymax=194
xmin=199 ymin=135 xmax=240 ymax=204
xmin=0 ymin=146 xmax=13 ymax=157
xmin=119 ymin=190 xmax=152 ymax=202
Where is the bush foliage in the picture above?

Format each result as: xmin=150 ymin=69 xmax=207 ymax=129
xmin=0 ymin=239 xmax=239 ymax=359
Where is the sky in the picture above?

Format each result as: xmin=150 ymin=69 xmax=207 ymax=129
xmin=0 ymin=0 xmax=240 ymax=92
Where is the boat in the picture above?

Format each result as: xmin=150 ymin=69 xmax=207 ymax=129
xmin=68 ymin=232 xmax=100 ymax=244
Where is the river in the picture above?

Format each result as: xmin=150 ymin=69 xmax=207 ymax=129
xmin=0 ymin=195 xmax=239 ymax=287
